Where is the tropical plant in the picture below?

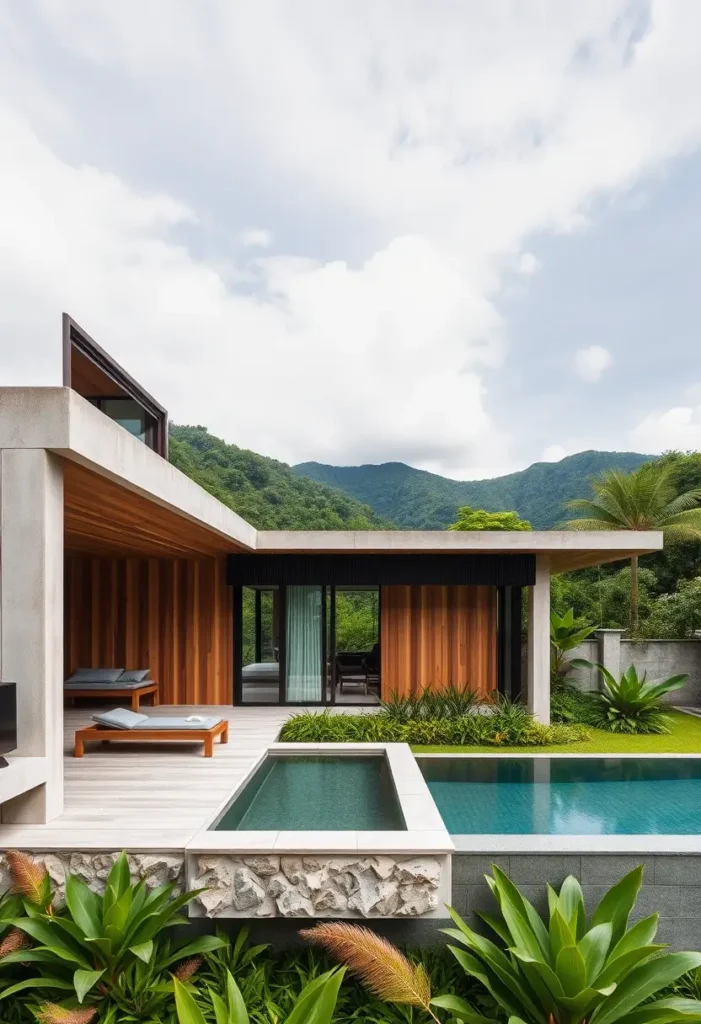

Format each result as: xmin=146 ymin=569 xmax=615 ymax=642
xmin=591 ymin=664 xmax=688 ymax=734
xmin=565 ymin=462 xmax=701 ymax=631
xmin=441 ymin=864 xmax=701 ymax=1024
xmin=2 ymin=851 xmax=223 ymax=1017
xmin=302 ymin=922 xmax=445 ymax=1023
xmin=278 ymin=708 xmax=589 ymax=747
xmin=449 ymin=507 xmax=532 ymax=531
xmin=550 ymin=609 xmax=597 ymax=684
xmin=380 ymin=685 xmax=482 ymax=722
xmin=550 ymin=684 xmax=601 ymax=727
xmin=173 ymin=964 xmax=346 ymax=1024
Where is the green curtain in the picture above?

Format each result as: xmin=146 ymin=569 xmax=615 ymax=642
xmin=285 ymin=586 xmax=323 ymax=702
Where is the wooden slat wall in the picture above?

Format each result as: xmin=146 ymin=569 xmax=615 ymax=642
xmin=380 ymin=585 xmax=497 ymax=698
xmin=65 ymin=555 xmax=233 ymax=704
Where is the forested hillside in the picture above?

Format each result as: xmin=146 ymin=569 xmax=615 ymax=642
xmin=293 ymin=450 xmax=651 ymax=529
xmin=169 ymin=425 xmax=391 ymax=530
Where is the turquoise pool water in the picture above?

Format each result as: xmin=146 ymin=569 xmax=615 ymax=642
xmin=419 ymin=757 xmax=701 ymax=835
xmin=213 ymin=755 xmax=405 ymax=831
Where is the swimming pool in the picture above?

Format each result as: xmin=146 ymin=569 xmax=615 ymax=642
xmin=212 ymin=754 xmax=406 ymax=831
xmin=419 ymin=757 xmax=701 ymax=835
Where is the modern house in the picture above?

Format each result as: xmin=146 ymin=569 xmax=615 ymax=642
xmin=0 ymin=316 xmax=663 ymax=825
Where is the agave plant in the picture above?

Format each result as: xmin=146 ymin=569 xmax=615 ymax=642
xmin=593 ymin=664 xmax=688 ymax=734
xmin=173 ymin=965 xmax=346 ymax=1024
xmin=1 ymin=851 xmax=223 ymax=1015
xmin=441 ymin=864 xmax=701 ymax=1024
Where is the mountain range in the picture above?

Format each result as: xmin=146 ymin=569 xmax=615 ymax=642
xmin=292 ymin=450 xmax=652 ymax=529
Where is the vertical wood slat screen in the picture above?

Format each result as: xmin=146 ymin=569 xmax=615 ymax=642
xmin=65 ymin=555 xmax=233 ymax=704
xmin=380 ymin=585 xmax=497 ymax=697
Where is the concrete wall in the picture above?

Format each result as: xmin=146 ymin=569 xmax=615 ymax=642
xmin=452 ymin=852 xmax=701 ymax=949
xmin=566 ymin=632 xmax=701 ymax=705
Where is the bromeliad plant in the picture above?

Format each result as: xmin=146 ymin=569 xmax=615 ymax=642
xmin=0 ymin=850 xmax=224 ymax=1018
xmin=442 ymin=865 xmax=701 ymax=1024
xmin=593 ymin=664 xmax=689 ymax=734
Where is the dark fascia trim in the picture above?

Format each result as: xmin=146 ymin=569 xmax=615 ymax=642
xmin=62 ymin=313 xmax=167 ymax=422
xmin=226 ymin=553 xmax=536 ymax=588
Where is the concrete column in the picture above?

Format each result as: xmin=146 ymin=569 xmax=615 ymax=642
xmin=0 ymin=449 xmax=64 ymax=822
xmin=594 ymin=629 xmax=624 ymax=687
xmin=527 ymin=554 xmax=551 ymax=725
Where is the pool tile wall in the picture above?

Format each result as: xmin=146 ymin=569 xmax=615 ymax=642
xmin=452 ymin=853 xmax=701 ymax=948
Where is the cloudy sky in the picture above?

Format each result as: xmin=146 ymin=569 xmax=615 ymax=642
xmin=2 ymin=0 xmax=701 ymax=480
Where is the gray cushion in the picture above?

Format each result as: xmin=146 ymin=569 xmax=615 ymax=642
xmin=65 ymin=680 xmax=151 ymax=691
xmin=118 ymin=669 xmax=151 ymax=682
xmin=67 ymin=668 xmax=124 ymax=684
xmin=93 ymin=709 xmax=148 ymax=730
xmin=133 ymin=716 xmax=222 ymax=731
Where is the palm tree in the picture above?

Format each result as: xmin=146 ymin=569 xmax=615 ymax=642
xmin=564 ymin=461 xmax=701 ymax=632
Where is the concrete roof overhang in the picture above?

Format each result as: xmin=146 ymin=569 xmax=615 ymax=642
xmin=0 ymin=388 xmax=663 ymax=571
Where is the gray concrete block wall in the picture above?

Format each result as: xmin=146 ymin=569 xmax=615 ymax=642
xmin=549 ymin=633 xmax=701 ymax=705
xmin=452 ymin=853 xmax=701 ymax=948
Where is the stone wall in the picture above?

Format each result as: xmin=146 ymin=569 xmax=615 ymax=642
xmin=0 ymin=851 xmax=185 ymax=901
xmin=452 ymin=852 xmax=701 ymax=948
xmin=188 ymin=854 xmax=447 ymax=919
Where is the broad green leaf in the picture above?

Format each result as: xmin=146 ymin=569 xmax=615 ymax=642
xmin=210 ymin=988 xmax=230 ymax=1024
xmin=578 ymin=922 xmax=613 ymax=984
xmin=609 ymin=915 xmax=660 ymax=961
xmin=614 ymin=997 xmax=701 ymax=1024
xmin=106 ymin=851 xmax=132 ymax=900
xmin=163 ymin=935 xmax=227 ymax=967
xmin=0 ymin=976 xmax=74 ymax=1000
xmin=559 ymin=875 xmax=586 ymax=938
xmin=302 ymin=965 xmax=345 ymax=1024
xmin=597 ymin=945 xmax=667 ymax=988
xmin=591 ymin=952 xmax=701 ymax=1024
xmin=476 ymin=910 xmax=512 ymax=945
xmin=65 ymin=873 xmax=102 ymax=939
xmin=448 ymin=945 xmax=528 ymax=1021
xmin=284 ymin=970 xmax=336 ymax=1024
xmin=129 ymin=939 xmax=154 ymax=964
xmin=430 ymin=994 xmax=499 ymax=1024
xmin=555 ymin=945 xmax=588 ymax=997
xmin=590 ymin=867 xmax=644 ymax=946
xmin=550 ymin=906 xmax=577 ymax=961
xmin=174 ymin=976 xmax=208 ymax=1024
xmin=225 ymin=969 xmax=250 ymax=1024
xmin=74 ymin=967 xmax=105 ymax=1003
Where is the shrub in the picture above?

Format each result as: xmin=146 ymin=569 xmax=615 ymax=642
xmin=440 ymin=864 xmax=701 ymax=1024
xmin=278 ymin=707 xmax=589 ymax=747
xmin=380 ymin=685 xmax=482 ymax=722
xmin=551 ymin=683 xmax=602 ymax=726
xmin=592 ymin=663 xmax=689 ymax=734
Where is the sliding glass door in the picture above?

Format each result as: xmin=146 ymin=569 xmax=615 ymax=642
xmin=285 ymin=586 xmax=324 ymax=702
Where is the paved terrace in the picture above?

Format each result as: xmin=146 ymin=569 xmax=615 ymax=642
xmin=0 ymin=706 xmax=296 ymax=852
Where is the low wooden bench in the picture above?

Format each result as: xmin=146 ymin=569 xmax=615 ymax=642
xmin=74 ymin=718 xmax=228 ymax=758
xmin=65 ymin=682 xmax=159 ymax=712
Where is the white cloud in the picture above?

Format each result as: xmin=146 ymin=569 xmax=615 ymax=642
xmin=239 ymin=227 xmax=272 ymax=248
xmin=631 ymin=404 xmax=701 ymax=453
xmin=574 ymin=345 xmax=613 ymax=382
xmin=517 ymin=252 xmax=540 ymax=276
xmin=541 ymin=445 xmax=569 ymax=463
xmin=2 ymin=1 xmax=701 ymax=473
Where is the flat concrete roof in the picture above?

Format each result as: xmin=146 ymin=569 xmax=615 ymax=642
xmin=256 ymin=529 xmax=663 ymax=573
xmin=0 ymin=386 xmax=664 ymax=572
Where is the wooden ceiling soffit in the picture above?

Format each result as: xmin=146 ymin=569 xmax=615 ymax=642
xmin=63 ymin=461 xmax=242 ymax=557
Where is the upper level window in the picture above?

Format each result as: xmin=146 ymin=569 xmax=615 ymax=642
xmin=89 ymin=398 xmax=149 ymax=443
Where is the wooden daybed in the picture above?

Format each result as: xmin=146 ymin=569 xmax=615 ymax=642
xmin=74 ymin=718 xmax=228 ymax=757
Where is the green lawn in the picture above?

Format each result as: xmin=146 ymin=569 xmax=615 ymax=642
xmin=412 ymin=710 xmax=701 ymax=754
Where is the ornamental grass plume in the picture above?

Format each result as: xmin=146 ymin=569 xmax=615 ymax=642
xmin=0 ymin=926 xmax=31 ymax=958
xmin=173 ymin=954 xmax=204 ymax=981
xmin=6 ymin=849 xmax=53 ymax=911
xmin=34 ymin=1004 xmax=97 ymax=1024
xmin=300 ymin=922 xmax=439 ymax=1022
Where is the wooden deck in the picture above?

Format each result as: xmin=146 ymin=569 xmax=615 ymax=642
xmin=0 ymin=706 xmax=294 ymax=852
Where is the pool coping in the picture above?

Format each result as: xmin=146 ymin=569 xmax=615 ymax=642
xmin=415 ymin=752 xmax=701 ymax=853
xmin=186 ymin=743 xmax=454 ymax=855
